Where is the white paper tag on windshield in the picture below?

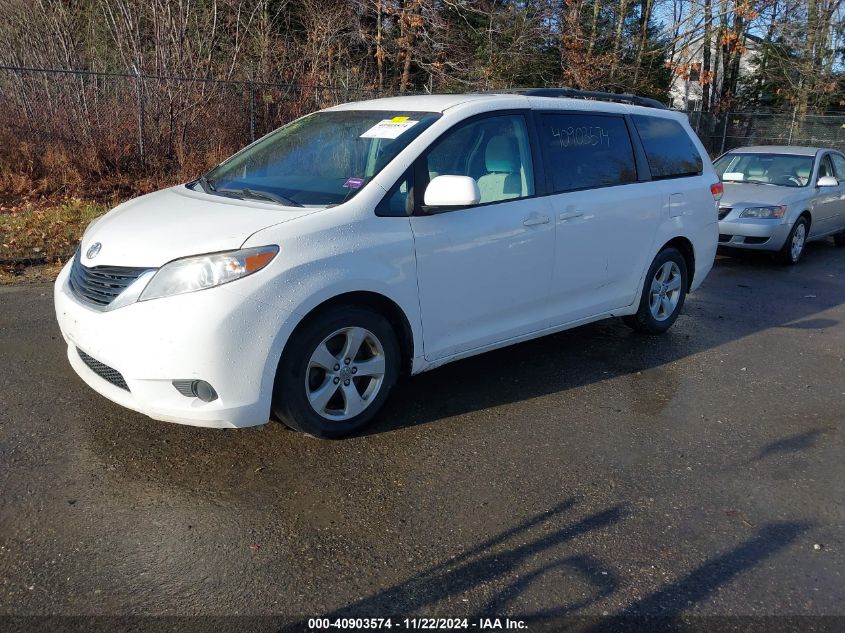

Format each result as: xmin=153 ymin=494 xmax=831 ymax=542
xmin=360 ymin=117 xmax=418 ymax=139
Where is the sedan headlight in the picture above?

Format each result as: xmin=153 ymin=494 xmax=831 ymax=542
xmin=739 ymin=205 xmax=786 ymax=219
xmin=139 ymin=245 xmax=278 ymax=301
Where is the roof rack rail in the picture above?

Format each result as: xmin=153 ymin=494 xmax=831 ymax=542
xmin=512 ymin=88 xmax=667 ymax=110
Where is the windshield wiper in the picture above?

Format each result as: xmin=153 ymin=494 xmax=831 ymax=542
xmin=195 ymin=174 xmax=216 ymax=193
xmin=740 ymin=179 xmax=778 ymax=186
xmin=212 ymin=188 xmax=247 ymax=200
xmin=227 ymin=187 xmax=303 ymax=207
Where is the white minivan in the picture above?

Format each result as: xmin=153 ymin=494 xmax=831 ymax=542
xmin=54 ymin=90 xmax=720 ymax=437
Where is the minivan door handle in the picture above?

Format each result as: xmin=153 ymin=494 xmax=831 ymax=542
xmin=559 ymin=211 xmax=584 ymax=222
xmin=523 ymin=214 xmax=551 ymax=227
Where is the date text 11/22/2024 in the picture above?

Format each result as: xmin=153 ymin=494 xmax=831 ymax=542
xmin=306 ymin=617 xmax=528 ymax=630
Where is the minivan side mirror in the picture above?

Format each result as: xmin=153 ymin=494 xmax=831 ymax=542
xmin=817 ymin=175 xmax=839 ymax=187
xmin=423 ymin=175 xmax=480 ymax=209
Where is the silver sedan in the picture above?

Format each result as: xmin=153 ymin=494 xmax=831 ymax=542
xmin=714 ymin=145 xmax=845 ymax=264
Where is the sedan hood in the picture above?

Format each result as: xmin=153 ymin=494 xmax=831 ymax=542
xmin=720 ymin=182 xmax=808 ymax=208
xmin=79 ymin=186 xmax=316 ymax=267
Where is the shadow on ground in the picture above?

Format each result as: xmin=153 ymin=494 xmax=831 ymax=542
xmin=278 ymin=500 xmax=810 ymax=631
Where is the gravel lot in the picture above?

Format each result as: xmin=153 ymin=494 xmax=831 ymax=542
xmin=1 ymin=244 xmax=843 ymax=632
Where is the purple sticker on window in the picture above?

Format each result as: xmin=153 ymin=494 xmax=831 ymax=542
xmin=343 ymin=177 xmax=365 ymax=189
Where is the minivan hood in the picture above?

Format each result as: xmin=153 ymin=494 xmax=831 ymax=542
xmin=720 ymin=182 xmax=808 ymax=208
xmin=79 ymin=186 xmax=315 ymax=267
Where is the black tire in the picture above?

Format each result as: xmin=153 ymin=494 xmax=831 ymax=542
xmin=776 ymin=216 xmax=809 ymax=265
xmin=623 ymin=247 xmax=688 ymax=334
xmin=272 ymin=304 xmax=400 ymax=438
xmin=834 ymin=232 xmax=845 ymax=247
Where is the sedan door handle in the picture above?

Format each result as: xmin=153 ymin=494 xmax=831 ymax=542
xmin=523 ymin=214 xmax=551 ymax=227
xmin=559 ymin=211 xmax=584 ymax=221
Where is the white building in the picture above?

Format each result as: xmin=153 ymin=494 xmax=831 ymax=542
xmin=669 ymin=33 xmax=762 ymax=110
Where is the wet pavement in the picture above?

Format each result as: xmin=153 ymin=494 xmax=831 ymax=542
xmin=1 ymin=243 xmax=844 ymax=631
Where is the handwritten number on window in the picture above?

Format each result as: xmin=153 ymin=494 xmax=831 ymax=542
xmin=551 ymin=126 xmax=611 ymax=148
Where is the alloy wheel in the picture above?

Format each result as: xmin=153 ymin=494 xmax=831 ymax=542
xmin=790 ymin=222 xmax=806 ymax=262
xmin=305 ymin=327 xmax=386 ymax=420
xmin=649 ymin=261 xmax=682 ymax=322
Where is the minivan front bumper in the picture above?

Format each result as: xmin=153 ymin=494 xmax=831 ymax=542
xmin=54 ymin=260 xmax=291 ymax=428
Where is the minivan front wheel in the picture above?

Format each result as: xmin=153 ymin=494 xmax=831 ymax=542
xmin=273 ymin=305 xmax=399 ymax=438
xmin=624 ymin=248 xmax=688 ymax=334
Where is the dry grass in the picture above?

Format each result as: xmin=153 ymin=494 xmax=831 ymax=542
xmin=0 ymin=261 xmax=66 ymax=284
xmin=0 ymin=198 xmax=108 ymax=282
xmin=0 ymin=82 xmax=308 ymax=284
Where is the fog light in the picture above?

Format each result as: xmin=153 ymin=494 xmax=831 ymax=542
xmin=172 ymin=379 xmax=218 ymax=402
xmin=194 ymin=380 xmax=218 ymax=402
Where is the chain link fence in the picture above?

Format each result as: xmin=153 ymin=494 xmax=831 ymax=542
xmin=0 ymin=66 xmax=383 ymax=192
xmin=688 ymin=110 xmax=845 ymax=156
xmin=4 ymin=66 xmax=845 ymax=194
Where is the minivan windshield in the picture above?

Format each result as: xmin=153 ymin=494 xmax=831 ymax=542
xmin=199 ymin=110 xmax=440 ymax=207
xmin=714 ymin=152 xmax=814 ymax=188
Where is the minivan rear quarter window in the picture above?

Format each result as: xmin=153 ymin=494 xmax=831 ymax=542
xmin=539 ymin=113 xmax=637 ymax=193
xmin=632 ymin=115 xmax=703 ymax=179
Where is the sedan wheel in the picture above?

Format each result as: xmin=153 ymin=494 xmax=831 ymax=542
xmin=778 ymin=217 xmax=809 ymax=265
xmin=790 ymin=223 xmax=806 ymax=261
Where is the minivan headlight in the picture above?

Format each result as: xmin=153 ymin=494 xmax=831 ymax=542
xmin=739 ymin=205 xmax=786 ymax=219
xmin=139 ymin=245 xmax=278 ymax=301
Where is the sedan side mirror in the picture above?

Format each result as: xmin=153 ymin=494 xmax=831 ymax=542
xmin=423 ymin=175 xmax=480 ymax=209
xmin=817 ymin=176 xmax=839 ymax=187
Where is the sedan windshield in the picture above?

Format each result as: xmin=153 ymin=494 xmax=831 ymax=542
xmin=714 ymin=152 xmax=814 ymax=188
xmin=200 ymin=110 xmax=440 ymax=207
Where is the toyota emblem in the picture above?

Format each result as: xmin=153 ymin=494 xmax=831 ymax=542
xmin=86 ymin=242 xmax=102 ymax=260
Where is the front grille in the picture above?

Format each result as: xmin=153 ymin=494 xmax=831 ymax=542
xmin=718 ymin=234 xmax=732 ymax=243
xmin=718 ymin=207 xmax=732 ymax=220
xmin=77 ymin=348 xmax=129 ymax=391
xmin=68 ymin=249 xmax=150 ymax=308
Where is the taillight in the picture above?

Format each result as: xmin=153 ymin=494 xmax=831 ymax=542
xmin=711 ymin=181 xmax=724 ymax=201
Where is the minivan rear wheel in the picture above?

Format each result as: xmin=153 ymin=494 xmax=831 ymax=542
xmin=624 ymin=248 xmax=688 ymax=334
xmin=273 ymin=305 xmax=399 ymax=438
